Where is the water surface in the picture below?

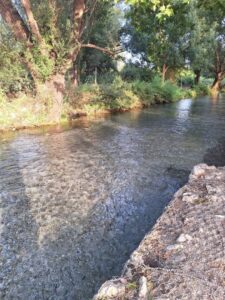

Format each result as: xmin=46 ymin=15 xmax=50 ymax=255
xmin=0 ymin=96 xmax=225 ymax=299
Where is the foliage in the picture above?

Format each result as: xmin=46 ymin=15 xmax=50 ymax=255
xmin=66 ymin=75 xmax=197 ymax=118
xmin=121 ymin=64 xmax=153 ymax=82
xmin=192 ymin=83 xmax=210 ymax=96
xmin=123 ymin=0 xmax=191 ymax=78
xmin=178 ymin=70 xmax=195 ymax=86
xmin=0 ymin=94 xmax=52 ymax=129
xmin=124 ymin=0 xmax=190 ymax=20
xmin=132 ymin=76 xmax=184 ymax=104
xmin=0 ymin=25 xmax=31 ymax=93
xmin=25 ymin=46 xmax=55 ymax=81
xmin=78 ymin=77 xmax=142 ymax=113
xmin=79 ymin=2 xmax=121 ymax=83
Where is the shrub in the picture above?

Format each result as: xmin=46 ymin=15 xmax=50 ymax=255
xmin=0 ymin=94 xmax=52 ymax=129
xmin=66 ymin=75 xmax=207 ymax=120
xmin=193 ymin=83 xmax=209 ymax=96
xmin=132 ymin=77 xmax=184 ymax=104
xmin=132 ymin=81 xmax=155 ymax=104
xmin=184 ymin=89 xmax=197 ymax=98
xmin=161 ymin=81 xmax=184 ymax=102
xmin=176 ymin=69 xmax=194 ymax=87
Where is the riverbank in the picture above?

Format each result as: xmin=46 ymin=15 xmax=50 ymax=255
xmin=0 ymin=78 xmax=208 ymax=132
xmin=94 ymin=164 xmax=225 ymax=299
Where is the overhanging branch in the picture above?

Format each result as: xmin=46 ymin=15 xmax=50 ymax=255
xmin=81 ymin=43 xmax=122 ymax=57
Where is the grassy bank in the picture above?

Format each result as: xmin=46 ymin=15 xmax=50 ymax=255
xmin=65 ymin=77 xmax=209 ymax=116
xmin=0 ymin=77 xmax=209 ymax=131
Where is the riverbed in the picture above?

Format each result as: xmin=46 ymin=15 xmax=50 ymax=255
xmin=0 ymin=96 xmax=225 ymax=299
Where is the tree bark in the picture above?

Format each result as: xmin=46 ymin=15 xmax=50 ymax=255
xmin=166 ymin=69 xmax=176 ymax=83
xmin=81 ymin=43 xmax=115 ymax=57
xmin=37 ymin=73 xmax=66 ymax=122
xmin=21 ymin=0 xmax=42 ymax=42
xmin=211 ymin=72 xmax=223 ymax=92
xmin=162 ymin=64 xmax=168 ymax=83
xmin=0 ymin=0 xmax=29 ymax=41
xmin=211 ymin=71 xmax=224 ymax=98
xmin=72 ymin=66 xmax=79 ymax=87
xmin=73 ymin=0 xmax=85 ymax=38
xmin=194 ymin=69 xmax=201 ymax=85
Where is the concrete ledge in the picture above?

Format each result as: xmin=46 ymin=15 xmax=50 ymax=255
xmin=94 ymin=164 xmax=225 ymax=299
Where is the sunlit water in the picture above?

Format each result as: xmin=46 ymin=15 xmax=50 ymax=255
xmin=1 ymin=96 xmax=225 ymax=299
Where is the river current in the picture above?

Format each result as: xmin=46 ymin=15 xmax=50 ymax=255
xmin=0 ymin=96 xmax=225 ymax=299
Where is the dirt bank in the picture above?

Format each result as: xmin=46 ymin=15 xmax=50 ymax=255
xmin=94 ymin=164 xmax=225 ymax=299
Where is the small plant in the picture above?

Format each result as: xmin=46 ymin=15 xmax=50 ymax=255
xmin=126 ymin=282 xmax=137 ymax=290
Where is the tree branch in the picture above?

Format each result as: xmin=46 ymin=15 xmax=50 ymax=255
xmin=21 ymin=0 xmax=42 ymax=43
xmin=81 ymin=43 xmax=119 ymax=57
xmin=80 ymin=0 xmax=97 ymax=38
xmin=73 ymin=0 xmax=85 ymax=39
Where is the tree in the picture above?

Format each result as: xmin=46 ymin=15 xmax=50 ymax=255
xmin=196 ymin=0 xmax=225 ymax=92
xmin=73 ymin=1 xmax=121 ymax=84
xmin=0 ymin=0 xmax=118 ymax=121
xmin=124 ymin=0 xmax=191 ymax=81
xmin=186 ymin=1 xmax=214 ymax=85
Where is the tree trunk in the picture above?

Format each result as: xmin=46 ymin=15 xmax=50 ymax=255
xmin=194 ymin=70 xmax=201 ymax=85
xmin=162 ymin=64 xmax=168 ymax=83
xmin=211 ymin=72 xmax=223 ymax=98
xmin=73 ymin=0 xmax=85 ymax=38
xmin=37 ymin=74 xmax=66 ymax=122
xmin=0 ymin=0 xmax=29 ymax=41
xmin=72 ymin=67 xmax=79 ymax=87
xmin=166 ymin=69 xmax=176 ymax=83
xmin=212 ymin=72 xmax=223 ymax=91
xmin=21 ymin=0 xmax=42 ymax=42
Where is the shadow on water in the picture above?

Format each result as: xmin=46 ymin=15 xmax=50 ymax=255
xmin=0 ymin=143 xmax=40 ymax=299
xmin=204 ymin=137 xmax=225 ymax=167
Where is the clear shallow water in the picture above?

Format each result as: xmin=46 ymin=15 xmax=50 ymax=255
xmin=0 ymin=96 xmax=225 ymax=299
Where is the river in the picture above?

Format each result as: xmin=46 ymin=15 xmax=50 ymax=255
xmin=0 ymin=96 xmax=225 ymax=299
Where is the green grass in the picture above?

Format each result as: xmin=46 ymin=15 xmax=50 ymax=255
xmin=0 ymin=90 xmax=52 ymax=130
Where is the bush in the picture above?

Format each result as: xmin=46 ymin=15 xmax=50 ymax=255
xmin=193 ymin=83 xmax=209 ymax=96
xmin=66 ymin=74 xmax=209 ymax=120
xmin=83 ymin=77 xmax=141 ymax=114
xmin=132 ymin=77 xmax=184 ymax=104
xmin=161 ymin=81 xmax=184 ymax=102
xmin=0 ymin=94 xmax=52 ymax=129
xmin=132 ymin=81 xmax=155 ymax=104
xmin=176 ymin=69 xmax=194 ymax=87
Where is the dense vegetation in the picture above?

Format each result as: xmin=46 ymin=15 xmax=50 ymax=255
xmin=0 ymin=0 xmax=224 ymax=129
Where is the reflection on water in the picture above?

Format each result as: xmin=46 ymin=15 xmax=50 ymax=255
xmin=1 ymin=96 xmax=225 ymax=299
xmin=176 ymin=98 xmax=193 ymax=122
